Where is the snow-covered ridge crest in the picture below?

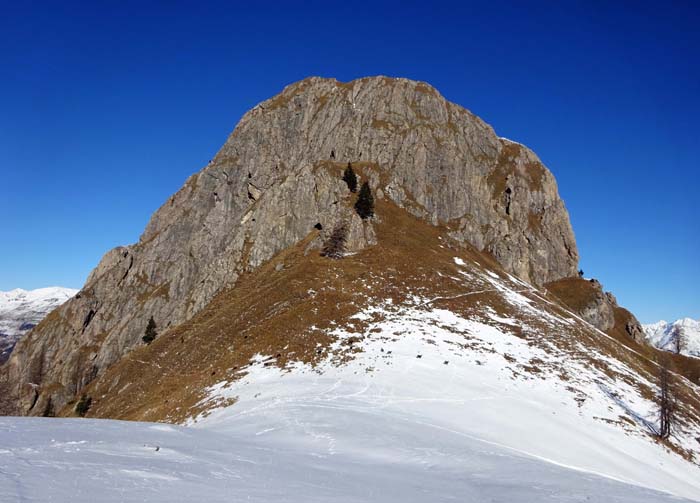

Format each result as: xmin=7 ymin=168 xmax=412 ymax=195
xmin=190 ymin=258 xmax=700 ymax=501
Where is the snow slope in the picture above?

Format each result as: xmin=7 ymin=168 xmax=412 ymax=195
xmin=0 ymin=413 xmax=696 ymax=503
xmin=0 ymin=287 xmax=77 ymax=363
xmin=644 ymin=318 xmax=700 ymax=357
xmin=190 ymin=302 xmax=700 ymax=501
xmin=2 ymin=265 xmax=700 ymax=502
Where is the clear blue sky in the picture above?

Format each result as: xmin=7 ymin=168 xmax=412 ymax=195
xmin=1 ymin=1 xmax=697 ymax=323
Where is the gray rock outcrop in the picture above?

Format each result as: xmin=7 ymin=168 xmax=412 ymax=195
xmin=545 ymin=277 xmax=645 ymax=343
xmin=580 ymin=282 xmax=616 ymax=333
xmin=624 ymin=318 xmax=646 ymax=343
xmin=1 ymin=76 xmax=579 ymax=415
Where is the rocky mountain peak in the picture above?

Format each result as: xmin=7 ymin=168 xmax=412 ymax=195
xmin=643 ymin=317 xmax=700 ymax=357
xmin=1 ymin=76 xmax=579 ymax=416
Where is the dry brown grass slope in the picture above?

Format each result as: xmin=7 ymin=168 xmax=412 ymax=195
xmin=547 ymin=276 xmax=700 ymax=386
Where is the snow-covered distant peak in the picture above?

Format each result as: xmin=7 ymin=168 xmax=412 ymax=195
xmin=677 ymin=317 xmax=700 ymax=328
xmin=0 ymin=286 xmax=77 ymax=363
xmin=643 ymin=317 xmax=700 ymax=357
xmin=0 ymin=286 xmax=77 ymax=305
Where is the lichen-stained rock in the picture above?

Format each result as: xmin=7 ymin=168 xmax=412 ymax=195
xmin=1 ymin=76 xmax=579 ymax=415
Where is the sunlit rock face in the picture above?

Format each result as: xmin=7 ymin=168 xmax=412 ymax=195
xmin=1 ymin=76 xmax=578 ymax=416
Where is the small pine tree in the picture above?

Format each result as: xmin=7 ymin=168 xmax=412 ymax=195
xmin=342 ymin=163 xmax=358 ymax=193
xmin=142 ymin=316 xmax=157 ymax=344
xmin=75 ymin=394 xmax=92 ymax=417
xmin=354 ymin=182 xmax=374 ymax=219
xmin=321 ymin=222 xmax=348 ymax=259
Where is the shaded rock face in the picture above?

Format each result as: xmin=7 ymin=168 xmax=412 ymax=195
xmin=1 ymin=76 xmax=578 ymax=415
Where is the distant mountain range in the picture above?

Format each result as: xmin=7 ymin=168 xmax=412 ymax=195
xmin=643 ymin=318 xmax=700 ymax=358
xmin=0 ymin=287 xmax=77 ymax=363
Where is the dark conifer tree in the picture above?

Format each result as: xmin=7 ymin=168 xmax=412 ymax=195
xmin=342 ymin=163 xmax=358 ymax=193
xmin=142 ymin=316 xmax=158 ymax=344
xmin=75 ymin=394 xmax=92 ymax=417
xmin=354 ymin=182 xmax=374 ymax=219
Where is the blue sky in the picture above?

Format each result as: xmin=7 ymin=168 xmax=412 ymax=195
xmin=1 ymin=1 xmax=697 ymax=323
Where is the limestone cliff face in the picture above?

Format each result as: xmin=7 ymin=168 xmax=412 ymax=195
xmin=1 ymin=76 xmax=579 ymax=415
